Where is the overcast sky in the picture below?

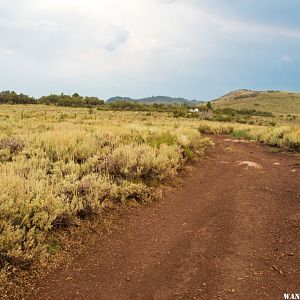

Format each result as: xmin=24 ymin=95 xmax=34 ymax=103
xmin=0 ymin=0 xmax=299 ymax=100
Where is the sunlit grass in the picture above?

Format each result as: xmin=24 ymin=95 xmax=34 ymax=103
xmin=0 ymin=105 xmax=209 ymax=269
xmin=213 ymin=90 xmax=300 ymax=117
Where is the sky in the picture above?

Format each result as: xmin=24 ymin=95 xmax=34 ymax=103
xmin=0 ymin=0 xmax=299 ymax=100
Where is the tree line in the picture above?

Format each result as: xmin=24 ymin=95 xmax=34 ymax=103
xmin=0 ymin=91 xmax=195 ymax=113
xmin=0 ymin=91 xmax=105 ymax=107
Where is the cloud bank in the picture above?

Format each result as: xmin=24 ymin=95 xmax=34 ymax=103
xmin=0 ymin=0 xmax=299 ymax=99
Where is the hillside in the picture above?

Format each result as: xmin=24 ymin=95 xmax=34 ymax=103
xmin=107 ymin=96 xmax=203 ymax=105
xmin=212 ymin=90 xmax=300 ymax=115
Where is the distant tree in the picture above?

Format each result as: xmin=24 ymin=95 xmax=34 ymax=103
xmin=206 ymin=101 xmax=212 ymax=110
xmin=38 ymin=94 xmax=104 ymax=107
xmin=0 ymin=91 xmax=36 ymax=104
xmin=197 ymin=105 xmax=209 ymax=112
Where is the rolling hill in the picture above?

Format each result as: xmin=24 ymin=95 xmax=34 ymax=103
xmin=107 ymin=96 xmax=203 ymax=105
xmin=212 ymin=90 xmax=300 ymax=115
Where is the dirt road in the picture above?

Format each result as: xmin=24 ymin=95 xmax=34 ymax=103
xmin=31 ymin=136 xmax=299 ymax=300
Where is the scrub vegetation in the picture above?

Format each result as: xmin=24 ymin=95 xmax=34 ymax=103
xmin=0 ymin=105 xmax=210 ymax=275
xmin=198 ymin=121 xmax=300 ymax=151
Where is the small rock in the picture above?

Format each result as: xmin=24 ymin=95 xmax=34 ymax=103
xmin=237 ymin=161 xmax=263 ymax=170
xmin=225 ymin=288 xmax=236 ymax=293
xmin=289 ymin=213 xmax=300 ymax=222
xmin=233 ymin=139 xmax=248 ymax=143
xmin=273 ymin=162 xmax=280 ymax=166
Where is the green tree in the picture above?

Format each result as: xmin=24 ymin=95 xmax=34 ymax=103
xmin=206 ymin=101 xmax=212 ymax=110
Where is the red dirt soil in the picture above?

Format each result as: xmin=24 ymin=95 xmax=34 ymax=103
xmin=26 ymin=136 xmax=300 ymax=299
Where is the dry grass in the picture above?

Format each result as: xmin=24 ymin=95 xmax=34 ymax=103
xmin=0 ymin=105 xmax=211 ymax=277
xmin=213 ymin=90 xmax=300 ymax=116
xmin=198 ymin=121 xmax=300 ymax=151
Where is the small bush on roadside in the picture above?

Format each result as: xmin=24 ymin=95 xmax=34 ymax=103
xmin=231 ymin=130 xmax=250 ymax=139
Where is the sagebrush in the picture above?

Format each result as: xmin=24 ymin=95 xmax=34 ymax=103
xmin=0 ymin=106 xmax=210 ymax=270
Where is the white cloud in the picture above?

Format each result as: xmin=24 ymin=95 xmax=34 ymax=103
xmin=0 ymin=1 xmax=219 ymax=76
xmin=0 ymin=0 xmax=299 ymax=98
xmin=280 ymin=55 xmax=292 ymax=62
xmin=97 ymin=25 xmax=130 ymax=51
xmin=0 ymin=0 xmax=298 ymax=67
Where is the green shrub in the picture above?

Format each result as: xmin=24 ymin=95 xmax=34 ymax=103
xmin=198 ymin=124 xmax=211 ymax=133
xmin=231 ymin=130 xmax=250 ymax=139
xmin=147 ymin=132 xmax=177 ymax=147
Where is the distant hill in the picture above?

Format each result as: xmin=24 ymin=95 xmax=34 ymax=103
xmin=212 ymin=90 xmax=300 ymax=115
xmin=107 ymin=96 xmax=203 ymax=105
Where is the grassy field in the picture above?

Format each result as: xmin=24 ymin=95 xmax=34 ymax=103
xmin=212 ymin=90 xmax=300 ymax=116
xmin=0 ymin=104 xmax=299 ymax=286
xmin=0 ymin=105 xmax=212 ymax=275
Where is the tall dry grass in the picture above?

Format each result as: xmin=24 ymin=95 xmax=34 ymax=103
xmin=0 ymin=106 xmax=210 ymax=271
xmin=198 ymin=121 xmax=300 ymax=151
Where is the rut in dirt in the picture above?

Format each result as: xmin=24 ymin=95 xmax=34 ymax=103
xmin=29 ymin=136 xmax=299 ymax=300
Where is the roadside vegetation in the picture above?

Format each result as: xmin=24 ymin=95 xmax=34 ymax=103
xmin=194 ymin=105 xmax=279 ymax=126
xmin=198 ymin=121 xmax=300 ymax=151
xmin=0 ymin=105 xmax=211 ymax=281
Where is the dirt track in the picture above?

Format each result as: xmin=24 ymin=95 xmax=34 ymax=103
xmin=30 ymin=136 xmax=299 ymax=300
